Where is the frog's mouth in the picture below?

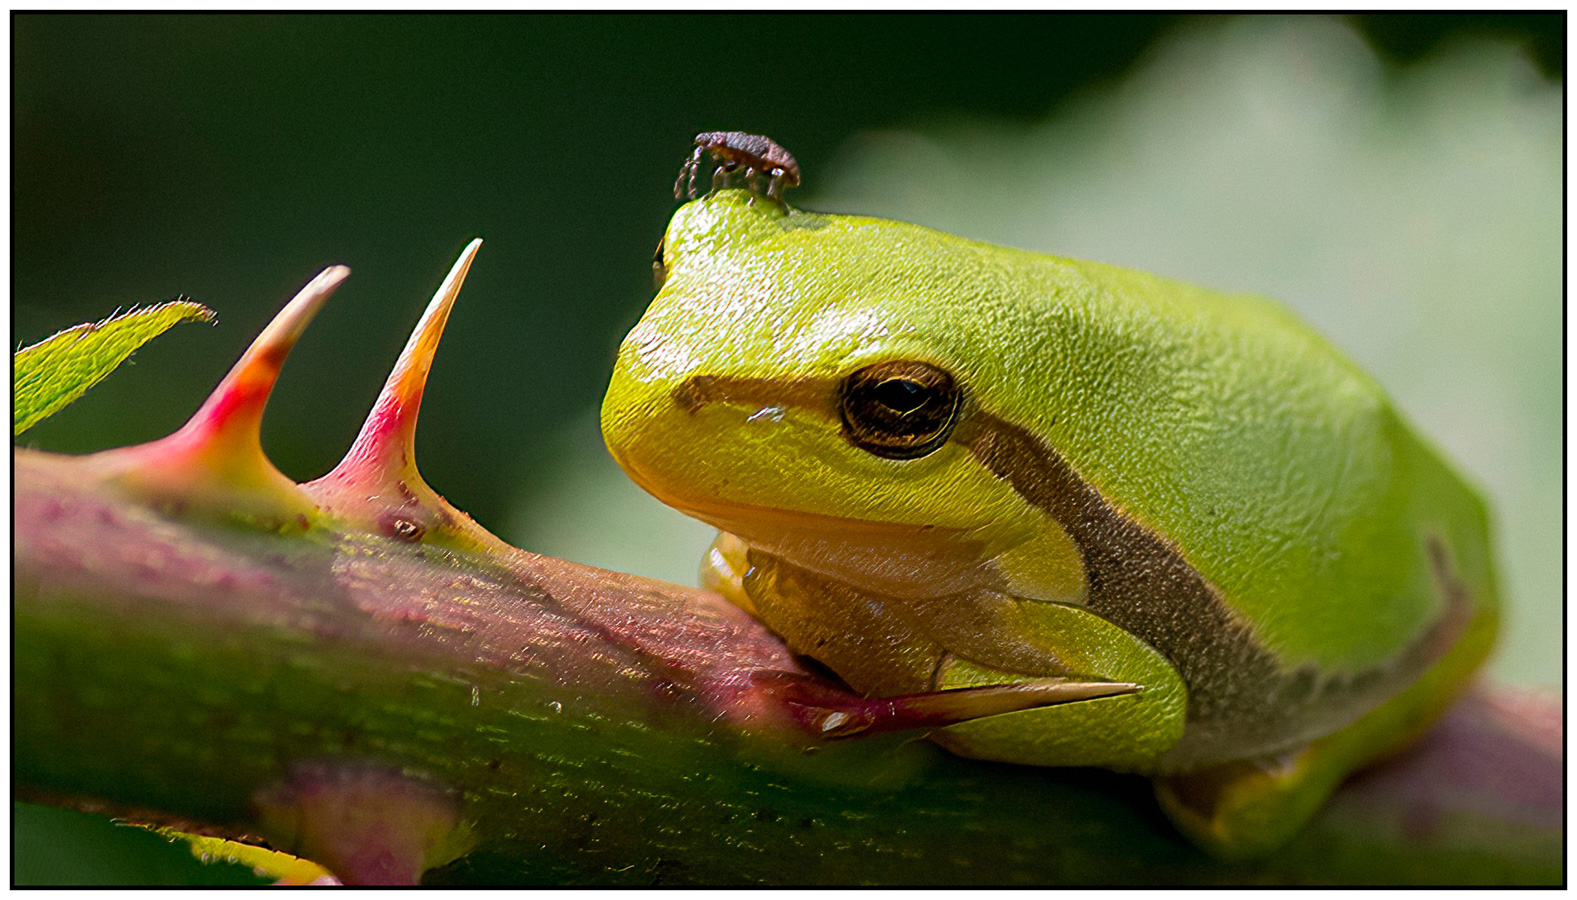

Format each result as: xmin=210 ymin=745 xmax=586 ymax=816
xmin=646 ymin=487 xmax=973 ymax=546
xmin=615 ymin=365 xmax=990 ymax=517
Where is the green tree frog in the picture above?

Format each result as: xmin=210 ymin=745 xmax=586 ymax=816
xmin=600 ymin=188 xmax=1498 ymax=858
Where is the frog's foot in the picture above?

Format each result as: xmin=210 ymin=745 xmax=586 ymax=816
xmin=700 ymin=530 xmax=757 ymax=615
xmin=1158 ymin=600 xmax=1497 ymax=859
xmin=1154 ymin=667 xmax=1471 ymax=859
xmin=1154 ymin=744 xmax=1343 ymax=859
xmin=1156 ymin=691 xmax=1439 ymax=859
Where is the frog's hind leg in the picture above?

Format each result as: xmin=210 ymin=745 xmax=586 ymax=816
xmin=1155 ymin=602 xmax=1496 ymax=859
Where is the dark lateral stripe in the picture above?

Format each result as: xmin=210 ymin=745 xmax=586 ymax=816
xmin=954 ymin=413 xmax=1284 ymax=725
xmin=954 ymin=411 xmax=1469 ymax=765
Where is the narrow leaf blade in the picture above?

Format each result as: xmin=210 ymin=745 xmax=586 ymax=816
xmin=14 ymin=301 xmax=216 ymax=435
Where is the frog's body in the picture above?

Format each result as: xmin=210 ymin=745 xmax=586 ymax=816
xmin=601 ymin=190 xmax=1497 ymax=857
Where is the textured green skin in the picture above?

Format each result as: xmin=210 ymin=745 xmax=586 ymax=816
xmin=602 ymin=190 xmax=1497 ymax=784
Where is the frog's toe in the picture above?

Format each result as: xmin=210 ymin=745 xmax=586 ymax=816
xmin=1154 ymin=745 xmax=1340 ymax=859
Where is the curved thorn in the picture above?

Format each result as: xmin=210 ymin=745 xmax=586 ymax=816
xmin=777 ymin=677 xmax=1144 ymax=739
xmin=170 ymin=265 xmax=350 ymax=461
xmin=304 ymin=242 xmax=507 ymax=552
xmin=88 ymin=266 xmax=348 ymax=525
xmin=321 ymin=239 xmax=480 ymax=490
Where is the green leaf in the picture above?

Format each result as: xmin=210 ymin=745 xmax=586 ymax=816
xmin=14 ymin=301 xmax=216 ymax=436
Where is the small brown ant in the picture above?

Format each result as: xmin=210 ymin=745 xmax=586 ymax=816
xmin=674 ymin=131 xmax=801 ymax=202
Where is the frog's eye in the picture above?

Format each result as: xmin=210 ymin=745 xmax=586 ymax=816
xmin=838 ymin=361 xmax=962 ymax=460
xmin=651 ymin=237 xmax=669 ymax=290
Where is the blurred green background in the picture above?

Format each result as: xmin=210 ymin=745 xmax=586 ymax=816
xmin=13 ymin=13 xmax=1561 ymax=883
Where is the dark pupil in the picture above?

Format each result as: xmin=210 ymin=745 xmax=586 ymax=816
xmin=874 ymin=378 xmax=929 ymax=414
xmin=839 ymin=362 xmax=961 ymax=459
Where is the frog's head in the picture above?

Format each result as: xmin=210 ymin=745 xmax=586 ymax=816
xmin=603 ymin=191 xmax=1192 ymax=773
xmin=602 ymin=191 xmax=1069 ymax=596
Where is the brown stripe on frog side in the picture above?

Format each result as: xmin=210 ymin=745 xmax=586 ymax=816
xmin=953 ymin=411 xmax=1472 ymax=767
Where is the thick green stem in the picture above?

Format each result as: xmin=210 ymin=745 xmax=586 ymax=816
xmin=14 ymin=448 xmax=1561 ymax=885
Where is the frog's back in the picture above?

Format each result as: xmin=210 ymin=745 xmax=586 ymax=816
xmin=668 ymin=196 xmax=1497 ymax=765
xmin=965 ymin=240 xmax=1498 ymax=764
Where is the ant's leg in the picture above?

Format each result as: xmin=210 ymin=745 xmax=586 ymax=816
xmin=712 ymin=161 xmax=741 ymax=194
xmin=673 ymin=160 xmax=695 ymax=199
xmin=675 ymin=148 xmax=704 ymax=199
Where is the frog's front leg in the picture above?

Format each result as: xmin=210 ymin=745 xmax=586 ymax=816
xmin=702 ymin=531 xmax=946 ymax=695
xmin=704 ymin=534 xmax=1189 ymax=773
xmin=700 ymin=531 xmax=759 ymax=617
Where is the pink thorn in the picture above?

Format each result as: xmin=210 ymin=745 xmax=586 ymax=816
xmin=162 ymin=265 xmax=350 ymax=463
xmin=315 ymin=241 xmax=480 ymax=494
xmin=763 ymin=673 xmax=1143 ymax=738
xmin=86 ymin=266 xmax=348 ymax=522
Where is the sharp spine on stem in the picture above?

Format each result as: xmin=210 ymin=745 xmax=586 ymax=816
xmin=83 ymin=266 xmax=350 ymax=530
xmin=75 ymin=239 xmax=498 ymax=550
xmin=304 ymin=239 xmax=503 ymax=552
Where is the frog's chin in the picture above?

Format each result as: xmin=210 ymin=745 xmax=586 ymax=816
xmin=621 ymin=459 xmax=968 ymax=542
xmin=664 ymin=490 xmax=1007 ymax=595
